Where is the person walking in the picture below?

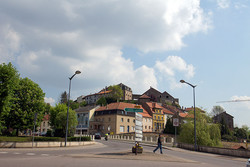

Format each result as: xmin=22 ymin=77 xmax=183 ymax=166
xmin=153 ymin=134 xmax=163 ymax=154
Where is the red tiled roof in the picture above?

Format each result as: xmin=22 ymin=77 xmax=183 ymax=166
xmin=96 ymin=102 xmax=151 ymax=118
xmin=162 ymin=107 xmax=173 ymax=115
xmin=139 ymin=94 xmax=150 ymax=99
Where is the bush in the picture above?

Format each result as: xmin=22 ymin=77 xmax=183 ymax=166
xmin=46 ymin=130 xmax=52 ymax=137
xmin=222 ymin=134 xmax=237 ymax=142
xmin=0 ymin=136 xmax=31 ymax=142
xmin=34 ymin=137 xmax=62 ymax=142
xmin=67 ymin=136 xmax=91 ymax=141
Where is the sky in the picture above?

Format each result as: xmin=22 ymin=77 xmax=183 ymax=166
xmin=0 ymin=0 xmax=249 ymax=128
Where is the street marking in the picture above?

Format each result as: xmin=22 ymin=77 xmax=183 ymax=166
xmin=41 ymin=154 xmax=49 ymax=156
xmin=26 ymin=153 xmax=35 ymax=156
xmin=13 ymin=152 xmax=21 ymax=155
xmin=0 ymin=152 xmax=8 ymax=154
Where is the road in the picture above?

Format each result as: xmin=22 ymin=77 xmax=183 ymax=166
xmin=0 ymin=140 xmax=247 ymax=167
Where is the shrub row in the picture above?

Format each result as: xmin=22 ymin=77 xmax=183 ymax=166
xmin=0 ymin=136 xmax=91 ymax=142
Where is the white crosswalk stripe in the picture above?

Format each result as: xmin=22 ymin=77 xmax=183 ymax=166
xmin=26 ymin=153 xmax=35 ymax=156
xmin=0 ymin=152 xmax=8 ymax=154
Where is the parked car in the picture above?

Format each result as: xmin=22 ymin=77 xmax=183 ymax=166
xmin=94 ymin=133 xmax=101 ymax=139
xmin=246 ymin=158 xmax=250 ymax=167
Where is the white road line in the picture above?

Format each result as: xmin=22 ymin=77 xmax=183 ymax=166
xmin=0 ymin=152 xmax=8 ymax=154
xmin=26 ymin=153 xmax=35 ymax=156
xmin=13 ymin=152 xmax=21 ymax=155
xmin=41 ymin=154 xmax=49 ymax=156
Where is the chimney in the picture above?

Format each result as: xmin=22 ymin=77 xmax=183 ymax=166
xmin=152 ymin=102 xmax=156 ymax=108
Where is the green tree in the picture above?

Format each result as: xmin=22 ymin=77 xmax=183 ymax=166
xmin=49 ymin=103 xmax=77 ymax=137
xmin=179 ymin=110 xmax=221 ymax=147
xmin=59 ymin=91 xmax=68 ymax=104
xmin=5 ymin=77 xmax=46 ymax=135
xmin=163 ymin=116 xmax=179 ymax=134
xmin=69 ymin=100 xmax=79 ymax=110
xmin=211 ymin=106 xmax=224 ymax=116
xmin=108 ymin=85 xmax=123 ymax=102
xmin=96 ymin=96 xmax=107 ymax=106
xmin=234 ymin=127 xmax=247 ymax=140
xmin=0 ymin=63 xmax=20 ymax=134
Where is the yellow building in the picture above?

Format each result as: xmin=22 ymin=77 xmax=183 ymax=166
xmin=141 ymin=102 xmax=165 ymax=132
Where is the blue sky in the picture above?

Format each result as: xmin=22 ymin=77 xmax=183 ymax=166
xmin=0 ymin=0 xmax=249 ymax=127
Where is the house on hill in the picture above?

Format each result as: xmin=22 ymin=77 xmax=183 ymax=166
xmin=141 ymin=87 xmax=179 ymax=105
xmin=213 ymin=111 xmax=234 ymax=130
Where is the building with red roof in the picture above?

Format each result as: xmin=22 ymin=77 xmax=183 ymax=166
xmin=89 ymin=102 xmax=152 ymax=135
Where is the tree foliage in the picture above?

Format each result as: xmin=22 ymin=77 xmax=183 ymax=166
xmin=163 ymin=116 xmax=180 ymax=134
xmin=0 ymin=63 xmax=46 ymax=135
xmin=108 ymin=85 xmax=123 ymax=102
xmin=179 ymin=110 xmax=221 ymax=147
xmin=0 ymin=63 xmax=20 ymax=134
xmin=211 ymin=105 xmax=225 ymax=116
xmin=96 ymin=96 xmax=107 ymax=106
xmin=59 ymin=91 xmax=68 ymax=104
xmin=49 ymin=103 xmax=77 ymax=137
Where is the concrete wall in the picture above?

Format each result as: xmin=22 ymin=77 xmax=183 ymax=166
xmin=0 ymin=141 xmax=95 ymax=148
xmin=178 ymin=143 xmax=250 ymax=158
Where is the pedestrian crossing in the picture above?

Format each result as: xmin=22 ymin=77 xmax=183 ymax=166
xmin=0 ymin=151 xmax=51 ymax=156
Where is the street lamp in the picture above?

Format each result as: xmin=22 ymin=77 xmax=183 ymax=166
xmin=65 ymin=70 xmax=81 ymax=147
xmin=180 ymin=80 xmax=197 ymax=151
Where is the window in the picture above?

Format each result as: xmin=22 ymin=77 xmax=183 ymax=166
xmin=127 ymin=126 xmax=130 ymax=133
xmin=154 ymin=116 xmax=156 ymax=119
xmin=120 ymin=126 xmax=124 ymax=132
xmin=162 ymin=116 xmax=163 ymax=120
xmin=127 ymin=119 xmax=130 ymax=122
xmin=109 ymin=117 xmax=111 ymax=122
xmin=158 ymin=116 xmax=160 ymax=120
xmin=108 ymin=125 xmax=111 ymax=131
xmin=43 ymin=122 xmax=45 ymax=126
xmin=121 ymin=118 xmax=124 ymax=122
xmin=132 ymin=126 xmax=135 ymax=131
xmin=133 ymin=119 xmax=135 ymax=123
xmin=149 ymin=126 xmax=151 ymax=129
xmin=145 ymin=126 xmax=147 ymax=129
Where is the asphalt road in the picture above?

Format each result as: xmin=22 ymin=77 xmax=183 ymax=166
xmin=0 ymin=140 xmax=248 ymax=167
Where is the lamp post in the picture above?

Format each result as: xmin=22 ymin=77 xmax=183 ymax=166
xmin=180 ymin=80 xmax=197 ymax=151
xmin=65 ymin=70 xmax=81 ymax=147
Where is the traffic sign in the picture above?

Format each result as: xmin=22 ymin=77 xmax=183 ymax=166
xmin=135 ymin=133 xmax=143 ymax=138
xmin=173 ymin=118 xmax=179 ymax=127
xmin=135 ymin=137 xmax=142 ymax=142
xmin=135 ymin=126 xmax=143 ymax=131
xmin=135 ymin=129 xmax=142 ymax=134
xmin=124 ymin=108 xmax=143 ymax=112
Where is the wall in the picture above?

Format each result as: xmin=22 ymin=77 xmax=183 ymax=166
xmin=178 ymin=143 xmax=250 ymax=158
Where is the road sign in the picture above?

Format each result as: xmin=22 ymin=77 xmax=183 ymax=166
xmin=135 ymin=129 xmax=142 ymax=134
xmin=135 ymin=137 xmax=142 ymax=142
xmin=135 ymin=133 xmax=143 ymax=138
xmin=124 ymin=108 xmax=143 ymax=112
xmin=135 ymin=120 xmax=142 ymax=126
xmin=135 ymin=126 xmax=143 ymax=131
xmin=173 ymin=118 xmax=179 ymax=127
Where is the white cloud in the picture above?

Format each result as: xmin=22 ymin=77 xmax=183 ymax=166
xmin=217 ymin=0 xmax=230 ymax=9
xmin=155 ymin=56 xmax=195 ymax=89
xmin=44 ymin=97 xmax=56 ymax=106
xmin=0 ymin=25 xmax=20 ymax=63
xmin=222 ymin=95 xmax=250 ymax=127
xmin=0 ymin=0 xmax=209 ymax=97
